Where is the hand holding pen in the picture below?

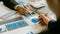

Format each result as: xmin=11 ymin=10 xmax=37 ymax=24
xmin=38 ymin=13 xmax=51 ymax=26
xmin=16 ymin=5 xmax=31 ymax=15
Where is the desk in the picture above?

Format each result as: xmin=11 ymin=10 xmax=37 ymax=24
xmin=0 ymin=0 xmax=56 ymax=34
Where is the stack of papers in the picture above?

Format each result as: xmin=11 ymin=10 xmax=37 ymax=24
xmin=0 ymin=2 xmax=19 ymax=21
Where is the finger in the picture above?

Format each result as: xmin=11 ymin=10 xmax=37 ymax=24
xmin=45 ymin=14 xmax=51 ymax=20
xmin=45 ymin=13 xmax=48 ymax=16
xmin=40 ymin=14 xmax=47 ymax=19
xmin=39 ymin=14 xmax=48 ymax=21
xmin=26 ymin=10 xmax=30 ymax=13
xmin=39 ymin=14 xmax=48 ymax=22
xmin=39 ymin=20 xmax=43 ymax=24
xmin=38 ymin=16 xmax=42 ymax=20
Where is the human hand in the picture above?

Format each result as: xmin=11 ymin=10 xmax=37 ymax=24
xmin=38 ymin=14 xmax=51 ymax=26
xmin=16 ymin=6 xmax=30 ymax=15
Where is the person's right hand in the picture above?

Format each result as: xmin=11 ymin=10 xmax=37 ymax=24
xmin=16 ymin=6 xmax=26 ymax=15
xmin=16 ymin=6 xmax=31 ymax=15
xmin=38 ymin=14 xmax=51 ymax=26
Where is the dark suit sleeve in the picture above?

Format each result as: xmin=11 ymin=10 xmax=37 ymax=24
xmin=2 ymin=0 xmax=19 ymax=10
xmin=38 ymin=20 xmax=56 ymax=34
xmin=48 ymin=20 xmax=56 ymax=30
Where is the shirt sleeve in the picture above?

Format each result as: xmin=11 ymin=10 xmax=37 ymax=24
xmin=2 ymin=0 xmax=19 ymax=10
xmin=48 ymin=19 xmax=56 ymax=30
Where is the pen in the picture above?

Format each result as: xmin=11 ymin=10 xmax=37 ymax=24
xmin=23 ymin=5 xmax=32 ymax=15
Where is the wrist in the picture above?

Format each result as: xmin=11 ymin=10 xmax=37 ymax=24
xmin=15 ymin=5 xmax=23 ymax=10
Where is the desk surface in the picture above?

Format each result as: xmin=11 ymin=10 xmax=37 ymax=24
xmin=0 ymin=0 xmax=56 ymax=34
